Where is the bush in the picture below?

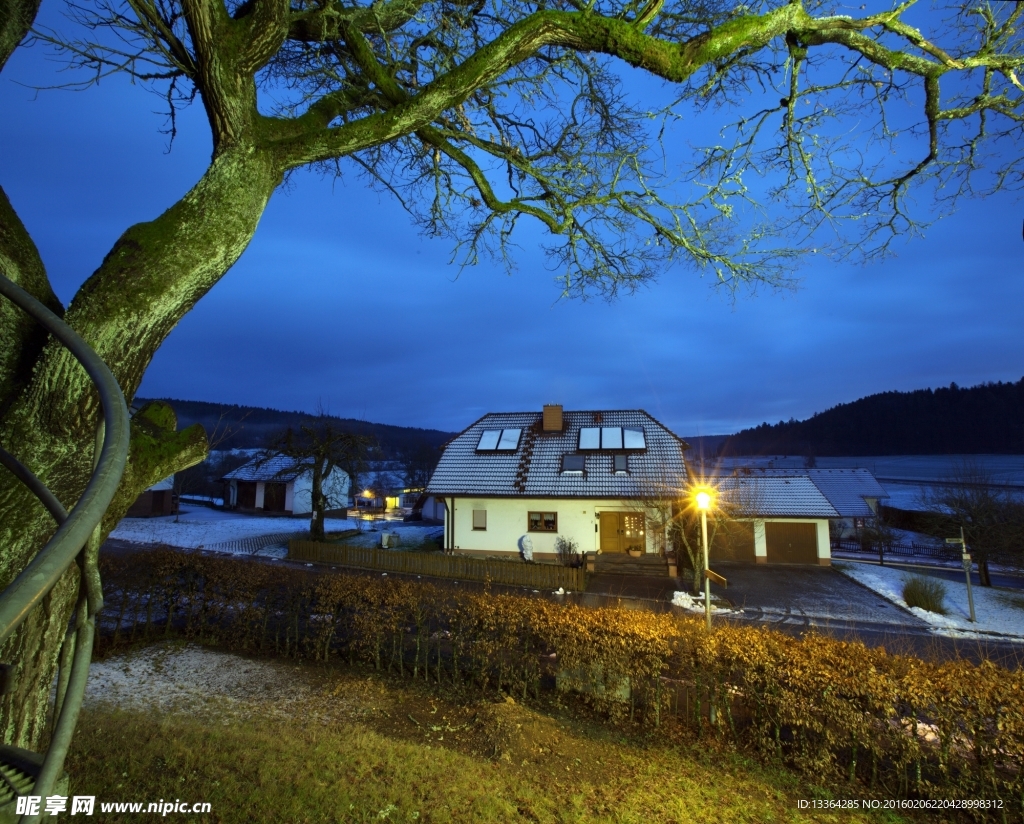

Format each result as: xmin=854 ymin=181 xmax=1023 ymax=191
xmin=902 ymin=574 xmax=947 ymax=614
xmin=554 ymin=535 xmax=581 ymax=567
xmin=98 ymin=548 xmax=1024 ymax=813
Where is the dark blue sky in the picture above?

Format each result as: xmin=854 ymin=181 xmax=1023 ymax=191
xmin=2 ymin=4 xmax=1022 ymax=436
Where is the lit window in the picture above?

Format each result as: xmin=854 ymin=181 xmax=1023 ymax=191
xmin=578 ymin=427 xmax=600 ymax=450
xmin=613 ymin=454 xmax=628 ymax=473
xmin=477 ymin=430 xmax=501 ymax=450
xmin=623 ymin=428 xmax=646 ymax=449
xmin=472 ymin=510 xmax=487 ymax=530
xmin=601 ymin=427 xmax=623 ymax=450
xmin=528 ymin=511 xmax=557 ymax=532
xmin=562 ymin=454 xmax=585 ymax=473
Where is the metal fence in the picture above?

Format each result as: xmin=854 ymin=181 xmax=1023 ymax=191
xmin=833 ymin=539 xmax=961 ymax=562
xmin=289 ymin=540 xmax=587 ymax=591
xmin=0 ymin=274 xmax=130 ymax=824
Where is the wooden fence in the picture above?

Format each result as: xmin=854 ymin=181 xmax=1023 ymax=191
xmin=288 ymin=540 xmax=587 ymax=591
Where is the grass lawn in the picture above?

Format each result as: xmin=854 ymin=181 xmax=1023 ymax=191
xmin=66 ymin=643 xmax=921 ymax=824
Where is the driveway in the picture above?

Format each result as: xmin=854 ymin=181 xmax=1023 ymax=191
xmin=711 ymin=562 xmax=928 ymax=631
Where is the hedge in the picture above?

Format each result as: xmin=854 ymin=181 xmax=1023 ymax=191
xmin=99 ymin=548 xmax=1024 ymax=820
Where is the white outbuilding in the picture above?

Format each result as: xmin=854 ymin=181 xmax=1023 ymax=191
xmin=222 ymin=454 xmax=350 ymax=516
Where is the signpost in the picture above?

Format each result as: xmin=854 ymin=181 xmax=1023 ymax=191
xmin=946 ymin=528 xmax=976 ymax=623
xmin=704 ymin=568 xmax=727 ymax=588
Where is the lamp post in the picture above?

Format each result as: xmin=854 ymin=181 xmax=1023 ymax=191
xmin=696 ymin=489 xmax=713 ymax=630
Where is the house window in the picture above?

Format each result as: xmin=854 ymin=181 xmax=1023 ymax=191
xmin=472 ymin=509 xmax=487 ymax=530
xmin=578 ymin=426 xmax=647 ymax=451
xmin=477 ymin=428 xmax=521 ymax=451
xmin=613 ymin=454 xmax=628 ymax=473
xmin=528 ymin=511 xmax=557 ymax=532
xmin=561 ymin=454 xmax=585 ymax=473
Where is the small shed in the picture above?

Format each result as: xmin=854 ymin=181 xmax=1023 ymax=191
xmin=222 ymin=455 xmax=350 ymax=516
xmin=126 ymin=476 xmax=176 ymax=518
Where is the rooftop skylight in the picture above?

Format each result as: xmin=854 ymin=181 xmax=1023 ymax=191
xmin=477 ymin=428 xmax=522 ymax=451
xmin=578 ymin=426 xmax=646 ymax=451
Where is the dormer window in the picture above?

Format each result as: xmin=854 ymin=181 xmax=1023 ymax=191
xmin=476 ymin=428 xmax=522 ymax=451
xmin=578 ymin=426 xmax=646 ymax=451
xmin=561 ymin=454 xmax=585 ymax=473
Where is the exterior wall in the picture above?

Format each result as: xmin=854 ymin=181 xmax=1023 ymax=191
xmin=291 ymin=469 xmax=350 ymax=516
xmin=255 ymin=482 xmax=265 ymax=510
xmin=285 ymin=483 xmax=295 ymax=513
xmin=443 ymin=498 xmax=657 ymax=561
xmin=748 ymin=518 xmax=830 ymax=565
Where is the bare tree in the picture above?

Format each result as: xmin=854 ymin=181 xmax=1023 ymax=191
xmin=173 ymin=408 xmax=250 ymax=520
xmin=2 ymin=0 xmax=1024 ymax=751
xmin=923 ymin=460 xmax=1024 ymax=587
xmin=263 ymin=413 xmax=368 ymax=541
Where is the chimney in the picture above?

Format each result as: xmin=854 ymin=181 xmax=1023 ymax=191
xmin=542 ymin=404 xmax=563 ymax=432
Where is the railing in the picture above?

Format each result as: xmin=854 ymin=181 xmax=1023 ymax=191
xmin=832 ymin=539 xmax=961 ymax=562
xmin=289 ymin=540 xmax=588 ymax=591
xmin=0 ymin=275 xmax=129 ymax=824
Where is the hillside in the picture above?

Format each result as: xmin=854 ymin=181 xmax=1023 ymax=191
xmin=136 ymin=398 xmax=455 ymax=457
xmin=719 ymin=378 xmax=1024 ymax=457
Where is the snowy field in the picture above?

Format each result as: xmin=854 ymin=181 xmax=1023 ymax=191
xmin=110 ymin=507 xmax=443 ymax=557
xmin=837 ymin=561 xmax=1024 ymax=641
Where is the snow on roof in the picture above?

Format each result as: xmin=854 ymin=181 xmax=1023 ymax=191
xmin=714 ymin=467 xmax=887 ymax=517
xmin=718 ymin=475 xmax=839 ymax=518
xmin=426 ymin=409 xmax=688 ymax=499
xmin=147 ymin=476 xmax=174 ymax=492
xmin=222 ymin=454 xmax=308 ymax=482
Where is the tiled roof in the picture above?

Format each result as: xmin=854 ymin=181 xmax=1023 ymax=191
xmin=222 ymin=454 xmax=306 ymax=482
xmin=718 ymin=476 xmax=839 ymax=518
xmin=426 ymin=410 xmax=688 ymax=498
xmin=807 ymin=469 xmax=889 ymax=516
xmin=711 ymin=467 xmax=887 ymax=517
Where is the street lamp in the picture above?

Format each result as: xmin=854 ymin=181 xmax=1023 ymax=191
xmin=694 ymin=486 xmax=714 ymax=630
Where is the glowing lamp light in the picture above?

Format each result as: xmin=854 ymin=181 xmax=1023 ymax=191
xmin=695 ymin=490 xmax=713 ymax=511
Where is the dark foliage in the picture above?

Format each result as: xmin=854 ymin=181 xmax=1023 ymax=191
xmin=721 ymin=379 xmax=1024 ymax=456
xmin=138 ymin=397 xmax=454 ymax=457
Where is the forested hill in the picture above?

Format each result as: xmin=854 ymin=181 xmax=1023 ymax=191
xmin=720 ymin=379 xmax=1024 ymax=457
xmin=135 ymin=398 xmax=456 ymax=457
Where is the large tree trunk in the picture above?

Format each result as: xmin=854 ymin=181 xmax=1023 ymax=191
xmin=0 ymin=146 xmax=282 ymax=749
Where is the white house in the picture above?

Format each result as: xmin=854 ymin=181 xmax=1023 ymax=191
xmin=425 ymin=405 xmax=689 ymax=563
xmin=222 ymin=455 xmax=350 ymax=516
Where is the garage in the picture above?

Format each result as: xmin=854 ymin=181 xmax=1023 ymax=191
xmin=765 ymin=522 xmax=818 ymax=564
xmin=711 ymin=521 xmax=756 ymax=563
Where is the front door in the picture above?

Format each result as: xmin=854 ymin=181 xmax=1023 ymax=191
xmin=599 ymin=512 xmax=646 ymax=553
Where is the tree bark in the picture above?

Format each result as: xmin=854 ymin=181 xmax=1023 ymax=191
xmin=0 ymin=146 xmax=282 ymax=749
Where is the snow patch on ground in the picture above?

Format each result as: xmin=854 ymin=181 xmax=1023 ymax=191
xmin=837 ymin=562 xmax=1024 ymax=641
xmin=671 ymin=590 xmax=736 ymax=614
xmin=85 ymin=643 xmax=323 ymax=722
xmin=110 ymin=508 xmax=444 ymax=557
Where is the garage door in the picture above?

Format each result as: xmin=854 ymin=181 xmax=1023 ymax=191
xmin=711 ymin=521 xmax=755 ymax=563
xmin=765 ymin=522 xmax=818 ymax=564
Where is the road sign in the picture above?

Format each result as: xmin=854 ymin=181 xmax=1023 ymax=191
xmin=704 ymin=568 xmax=727 ymax=588
xmin=946 ymin=537 xmax=963 ymax=544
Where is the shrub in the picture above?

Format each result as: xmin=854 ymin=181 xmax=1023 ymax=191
xmin=902 ymin=574 xmax=947 ymax=614
xmin=554 ymin=535 xmax=581 ymax=567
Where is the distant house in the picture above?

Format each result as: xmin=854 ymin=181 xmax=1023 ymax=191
xmin=708 ymin=467 xmax=889 ymax=565
xmin=222 ymin=455 xmax=350 ymax=516
xmin=425 ymin=405 xmax=689 ymax=563
xmin=126 ymin=476 xmax=176 ymax=518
